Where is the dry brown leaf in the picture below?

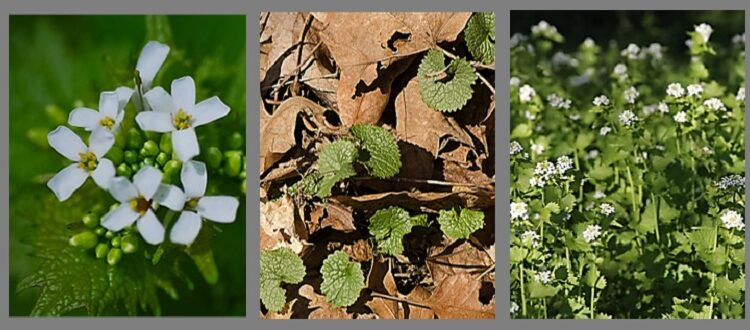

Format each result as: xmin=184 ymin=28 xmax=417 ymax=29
xmin=260 ymin=12 xmax=314 ymax=84
xmin=298 ymin=284 xmax=353 ymax=319
xmin=426 ymin=240 xmax=493 ymax=284
xmin=308 ymin=201 xmax=357 ymax=235
xmin=259 ymin=96 xmax=326 ymax=173
xmin=428 ymin=274 xmax=495 ymax=319
xmin=261 ymin=299 xmax=296 ymax=319
xmin=342 ymin=239 xmax=373 ymax=263
xmin=260 ymin=194 xmax=305 ymax=253
xmin=404 ymin=286 xmax=435 ymax=319
xmin=313 ymin=12 xmax=471 ymax=126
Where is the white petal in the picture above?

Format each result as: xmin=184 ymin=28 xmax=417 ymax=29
xmin=115 ymin=86 xmax=134 ymax=110
xmin=47 ymin=164 xmax=88 ymax=201
xmin=192 ymin=96 xmax=230 ymax=127
xmin=99 ymin=91 xmax=119 ymax=119
xmin=137 ymin=209 xmax=165 ymax=245
xmin=143 ymin=86 xmax=176 ymax=113
xmin=109 ymin=177 xmax=139 ymax=203
xmin=88 ymin=128 xmax=115 ymax=158
xmin=136 ymin=41 xmax=170 ymax=90
xmin=154 ymin=184 xmax=186 ymax=211
xmin=170 ymin=211 xmax=202 ymax=245
xmin=47 ymin=126 xmax=87 ymax=161
xmin=91 ymin=158 xmax=115 ymax=189
xmin=172 ymin=128 xmax=200 ymax=162
xmin=133 ymin=166 xmax=163 ymax=199
xmin=181 ymin=160 xmax=207 ymax=198
xmin=136 ymin=111 xmax=175 ymax=133
xmin=113 ymin=110 xmax=125 ymax=131
xmin=101 ymin=204 xmax=140 ymax=232
xmin=197 ymin=196 xmax=239 ymax=223
xmin=68 ymin=108 xmax=101 ymax=130
xmin=171 ymin=76 xmax=195 ymax=113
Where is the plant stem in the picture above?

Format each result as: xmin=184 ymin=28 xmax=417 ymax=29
xmin=520 ymin=263 xmax=527 ymax=317
xmin=652 ymin=192 xmax=660 ymax=242
xmin=590 ymin=285 xmax=596 ymax=319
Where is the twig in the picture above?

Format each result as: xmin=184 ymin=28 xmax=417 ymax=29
xmin=474 ymin=264 xmax=496 ymax=281
xmin=262 ymin=72 xmax=338 ymax=91
xmin=369 ymin=292 xmax=432 ymax=309
xmin=439 ymin=47 xmax=495 ymax=71
xmin=351 ymin=176 xmax=493 ymax=188
xmin=272 ymin=41 xmax=323 ymax=96
xmin=475 ymin=72 xmax=495 ymax=94
xmin=292 ymin=14 xmax=315 ymax=96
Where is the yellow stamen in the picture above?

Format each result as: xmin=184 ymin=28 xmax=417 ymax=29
xmin=130 ymin=197 xmax=151 ymax=215
xmin=77 ymin=151 xmax=98 ymax=173
xmin=99 ymin=116 xmax=115 ymax=129
xmin=173 ymin=108 xmax=193 ymax=130
xmin=186 ymin=198 xmax=199 ymax=210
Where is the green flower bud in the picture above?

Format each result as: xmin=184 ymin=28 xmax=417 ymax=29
xmin=131 ymin=163 xmax=140 ymax=173
xmin=142 ymin=157 xmax=155 ymax=167
xmin=163 ymin=160 xmax=182 ymax=183
xmin=128 ymin=127 xmax=144 ymax=150
xmin=206 ymin=147 xmax=223 ymax=169
xmin=69 ymin=231 xmax=98 ymax=249
xmin=116 ymin=163 xmax=133 ymax=177
xmin=224 ymin=151 xmax=242 ymax=177
xmin=105 ymin=230 xmax=115 ymax=239
xmin=107 ymin=146 xmax=124 ymax=165
xmin=45 ymin=104 xmax=67 ymax=125
xmin=160 ymin=133 xmax=173 ymax=154
xmin=239 ymin=170 xmax=246 ymax=180
xmin=144 ymin=131 xmax=160 ymax=142
xmin=111 ymin=236 xmax=121 ymax=248
xmin=107 ymin=248 xmax=123 ymax=266
xmin=240 ymin=179 xmax=246 ymax=194
xmin=95 ymin=243 xmax=110 ymax=259
xmin=156 ymin=152 xmax=169 ymax=166
xmin=143 ymin=140 xmax=160 ymax=156
xmin=152 ymin=246 xmax=165 ymax=265
xmin=121 ymin=235 xmax=139 ymax=254
xmin=95 ymin=228 xmax=106 ymax=236
xmin=27 ymin=128 xmax=49 ymax=149
xmin=229 ymin=132 xmax=243 ymax=149
xmin=124 ymin=150 xmax=138 ymax=164
xmin=82 ymin=212 xmax=100 ymax=228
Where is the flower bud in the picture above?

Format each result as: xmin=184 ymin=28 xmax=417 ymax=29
xmin=160 ymin=133 xmax=173 ymax=154
xmin=95 ymin=243 xmax=110 ymax=259
xmin=95 ymin=228 xmax=106 ymax=236
xmin=105 ymin=230 xmax=115 ymax=239
xmin=131 ymin=163 xmax=141 ymax=173
xmin=224 ymin=151 xmax=242 ymax=177
xmin=144 ymin=131 xmax=160 ymax=142
xmin=229 ymin=132 xmax=243 ymax=149
xmin=107 ymin=146 xmax=124 ymax=165
xmin=116 ymin=163 xmax=133 ymax=177
xmin=206 ymin=147 xmax=223 ymax=169
xmin=69 ymin=231 xmax=98 ymax=249
xmin=124 ymin=150 xmax=138 ymax=164
xmin=82 ymin=212 xmax=100 ymax=228
xmin=127 ymin=127 xmax=144 ymax=150
xmin=240 ymin=179 xmax=246 ymax=194
xmin=27 ymin=128 xmax=49 ymax=149
xmin=163 ymin=160 xmax=182 ymax=183
xmin=114 ymin=130 xmax=127 ymax=148
xmin=121 ymin=235 xmax=139 ymax=254
xmin=111 ymin=236 xmax=121 ymax=248
xmin=143 ymin=140 xmax=160 ymax=156
xmin=142 ymin=157 xmax=155 ymax=167
xmin=156 ymin=152 xmax=169 ymax=166
xmin=45 ymin=104 xmax=67 ymax=125
xmin=107 ymin=248 xmax=123 ymax=265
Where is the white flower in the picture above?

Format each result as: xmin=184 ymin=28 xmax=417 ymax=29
xmin=586 ymin=149 xmax=599 ymax=159
xmin=593 ymin=95 xmax=610 ymax=106
xmin=117 ymin=41 xmax=171 ymax=109
xmin=531 ymin=20 xmax=558 ymax=36
xmin=136 ymin=76 xmax=231 ymax=161
xmin=552 ymin=51 xmax=575 ymax=68
xmin=546 ymin=93 xmax=571 ymax=109
xmin=600 ymin=203 xmax=615 ymax=216
xmin=46 ymin=126 xmax=116 ymax=201
xmin=521 ymin=230 xmax=541 ymax=248
xmin=613 ymin=63 xmax=628 ymax=76
xmin=510 ymin=141 xmax=523 ymax=155
xmin=556 ymin=155 xmax=573 ymax=174
xmin=687 ymin=84 xmax=703 ymax=97
xmin=673 ymin=111 xmax=688 ymax=123
xmin=569 ymin=113 xmax=581 ymax=121
xmin=582 ymin=224 xmax=602 ymax=242
xmin=737 ymin=87 xmax=745 ymax=102
xmin=529 ymin=176 xmax=544 ymax=188
xmin=510 ymin=201 xmax=529 ymax=220
xmin=68 ymin=92 xmax=125 ymax=134
xmin=583 ymin=38 xmax=596 ymax=48
xmin=695 ymin=23 xmax=713 ymax=43
xmin=599 ymin=126 xmax=612 ymax=136
xmin=519 ymin=84 xmax=536 ymax=103
xmin=510 ymin=33 xmax=528 ymax=48
xmin=720 ymin=210 xmax=745 ymax=231
xmin=531 ymin=143 xmax=545 ymax=155
xmin=621 ymin=43 xmax=641 ymax=59
xmin=510 ymin=301 xmax=519 ymax=314
xmin=667 ymin=83 xmax=685 ymax=98
xmin=534 ymin=160 xmax=556 ymax=179
xmin=101 ymin=166 xmax=181 ymax=245
xmin=534 ymin=270 xmax=552 ymax=284
xmin=593 ymin=190 xmax=606 ymax=199
xmin=618 ymin=110 xmax=638 ymax=127
xmin=647 ymin=43 xmax=663 ymax=60
xmin=703 ymin=98 xmax=727 ymax=111
xmin=623 ymin=86 xmax=639 ymax=104
xmin=732 ymin=33 xmax=746 ymax=45
xmin=510 ymin=76 xmax=520 ymax=87
xmin=524 ymin=110 xmax=537 ymax=120
xmin=158 ymin=160 xmax=240 ymax=245
xmin=642 ymin=104 xmax=658 ymax=116
xmin=657 ymin=102 xmax=669 ymax=114
xmin=715 ymin=174 xmax=745 ymax=190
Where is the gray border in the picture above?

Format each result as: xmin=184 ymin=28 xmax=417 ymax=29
xmin=0 ymin=0 xmax=749 ymax=330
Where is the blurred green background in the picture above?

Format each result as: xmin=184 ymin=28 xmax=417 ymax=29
xmin=9 ymin=15 xmax=246 ymax=316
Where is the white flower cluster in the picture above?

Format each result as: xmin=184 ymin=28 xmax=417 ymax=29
xmin=715 ymin=174 xmax=745 ymax=190
xmin=511 ymin=201 xmax=529 ymax=220
xmin=510 ymin=141 xmax=523 ymax=155
xmin=582 ymin=224 xmax=602 ymax=243
xmin=732 ymin=33 xmax=746 ymax=45
xmin=695 ymin=23 xmax=713 ymax=43
xmin=510 ymin=301 xmax=520 ymax=315
xmin=570 ymin=68 xmax=594 ymax=87
xmin=534 ymin=270 xmax=553 ymax=284
xmin=529 ymin=155 xmax=574 ymax=187
xmin=531 ymin=143 xmax=545 ymax=155
xmin=687 ymin=83 xmax=703 ymax=97
xmin=738 ymin=87 xmax=746 ymax=102
xmin=520 ymin=84 xmax=536 ymax=103
xmin=619 ymin=43 xmax=663 ymax=60
xmin=552 ymin=51 xmax=579 ymax=68
xmin=599 ymin=126 xmax=612 ymax=136
xmin=623 ymin=86 xmax=639 ymax=104
xmin=618 ymin=110 xmax=639 ymax=127
xmin=593 ymin=95 xmax=610 ymax=107
xmin=667 ymin=83 xmax=686 ymax=98
xmin=531 ymin=20 xmax=559 ymax=36
xmin=546 ymin=93 xmax=572 ymax=109
xmin=673 ymin=111 xmax=688 ymax=124
xmin=613 ymin=63 xmax=628 ymax=81
xmin=556 ymin=155 xmax=574 ymax=174
xmin=720 ymin=210 xmax=745 ymax=231
xmin=510 ymin=76 xmax=520 ymax=87
xmin=703 ymin=98 xmax=727 ymax=111
xmin=621 ymin=43 xmax=641 ymax=60
xmin=600 ymin=203 xmax=615 ymax=216
xmin=593 ymin=190 xmax=606 ymax=199
xmin=521 ymin=230 xmax=541 ymax=248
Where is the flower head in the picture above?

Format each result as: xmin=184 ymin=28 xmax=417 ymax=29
xmin=510 ymin=141 xmax=523 ymax=155
xmin=618 ymin=110 xmax=638 ymax=127
xmin=695 ymin=23 xmax=713 ymax=43
xmin=720 ymin=210 xmax=745 ymax=231
xmin=531 ymin=143 xmax=545 ymax=155
xmin=521 ymin=230 xmax=541 ymax=248
xmin=623 ymin=86 xmax=639 ymax=104
xmin=673 ymin=111 xmax=688 ymax=123
xmin=510 ymin=301 xmax=519 ymax=315
xmin=519 ymin=84 xmax=536 ymax=103
xmin=137 ymin=76 xmax=231 ymax=161
xmin=68 ymin=92 xmax=125 ymax=134
xmin=657 ymin=102 xmax=669 ymax=114
xmin=687 ymin=84 xmax=703 ymax=97
xmin=546 ymin=93 xmax=571 ymax=109
xmin=737 ymin=87 xmax=745 ymax=102
xmin=593 ymin=95 xmax=610 ymax=107
xmin=556 ymin=155 xmax=573 ymax=175
xmin=703 ymin=98 xmax=727 ymax=111
xmin=510 ymin=201 xmax=529 ymax=220
xmin=582 ymin=224 xmax=602 ymax=242
xmin=600 ymin=203 xmax=615 ymax=216
xmin=593 ymin=190 xmax=606 ymax=199
xmin=116 ymin=41 xmax=171 ymax=109
xmin=46 ymin=126 xmax=116 ymax=201
xmin=534 ymin=270 xmax=553 ymax=284
xmin=621 ymin=43 xmax=641 ymax=60
xmin=667 ymin=83 xmax=685 ymax=98
xmin=599 ymin=126 xmax=612 ymax=136
xmin=715 ymin=174 xmax=745 ymax=191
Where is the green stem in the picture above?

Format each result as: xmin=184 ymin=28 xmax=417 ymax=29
xmin=652 ymin=192 xmax=660 ymax=242
xmin=590 ymin=285 xmax=596 ymax=319
xmin=626 ymin=165 xmax=638 ymax=222
xmin=520 ymin=264 xmax=527 ymax=317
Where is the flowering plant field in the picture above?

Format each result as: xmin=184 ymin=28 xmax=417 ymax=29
xmin=510 ymin=16 xmax=745 ymax=319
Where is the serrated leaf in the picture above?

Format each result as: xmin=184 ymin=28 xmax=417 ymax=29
xmin=528 ymin=281 xmax=559 ymax=298
xmin=437 ymin=207 xmax=485 ymax=239
xmin=368 ymin=207 xmax=414 ymax=256
xmin=349 ymin=124 xmax=401 ymax=178
xmin=320 ymin=251 xmax=364 ymax=307
xmin=417 ymin=48 xmax=477 ymax=112
xmin=464 ymin=12 xmax=495 ymax=64
xmin=410 ymin=214 xmax=431 ymax=227
xmin=716 ymin=276 xmax=744 ymax=301
xmin=260 ymin=247 xmax=306 ymax=312
xmin=316 ymin=140 xmax=359 ymax=197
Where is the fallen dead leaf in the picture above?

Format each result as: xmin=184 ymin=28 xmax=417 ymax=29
xmin=428 ymin=274 xmax=495 ymax=319
xmin=308 ymin=201 xmax=357 ymax=235
xmin=298 ymin=284 xmax=353 ymax=319
xmin=331 ymin=190 xmax=494 ymax=212
xmin=260 ymin=96 xmax=327 ymax=173
xmin=260 ymin=194 xmax=305 ymax=253
xmin=426 ymin=240 xmax=493 ymax=283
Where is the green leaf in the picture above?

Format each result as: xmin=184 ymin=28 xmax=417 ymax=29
xmin=437 ymin=207 xmax=485 ymax=239
xmin=410 ymin=214 xmax=431 ymax=227
xmin=320 ymin=251 xmax=364 ymax=307
xmin=528 ymin=281 xmax=559 ymax=298
xmin=510 ymin=246 xmax=528 ymax=264
xmin=716 ymin=276 xmax=744 ymax=302
xmin=315 ymin=140 xmax=359 ymax=197
xmin=417 ymin=48 xmax=477 ymax=112
xmin=260 ymin=247 xmax=306 ymax=312
xmin=368 ymin=207 xmax=414 ymax=256
xmin=464 ymin=12 xmax=495 ymax=64
xmin=349 ymin=124 xmax=402 ymax=178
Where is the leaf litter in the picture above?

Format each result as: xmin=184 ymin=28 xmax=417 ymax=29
xmin=259 ymin=11 xmax=495 ymax=319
